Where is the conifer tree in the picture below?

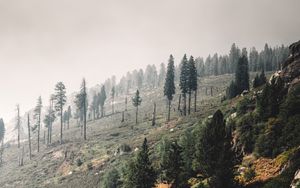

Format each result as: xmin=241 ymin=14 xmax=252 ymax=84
xmin=235 ymin=55 xmax=249 ymax=94
xmin=34 ymin=96 xmax=42 ymax=152
xmin=75 ymin=78 xmax=87 ymax=140
xmin=164 ymin=55 xmax=176 ymax=121
xmin=188 ymin=56 xmax=198 ymax=114
xmin=67 ymin=106 xmax=72 ymax=129
xmin=193 ymin=110 xmax=235 ymax=188
xmin=54 ymin=82 xmax=67 ymax=144
xmin=27 ymin=114 xmax=32 ymax=160
xmin=123 ymin=138 xmax=156 ymax=188
xmin=179 ymin=54 xmax=189 ymax=116
xmin=132 ymin=90 xmax=142 ymax=124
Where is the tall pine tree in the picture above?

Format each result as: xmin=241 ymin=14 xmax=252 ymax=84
xmin=179 ymin=54 xmax=189 ymax=116
xmin=34 ymin=96 xmax=42 ymax=152
xmin=164 ymin=55 xmax=176 ymax=121
xmin=132 ymin=90 xmax=142 ymax=124
xmin=54 ymin=82 xmax=67 ymax=144
xmin=75 ymin=78 xmax=87 ymax=140
xmin=188 ymin=56 xmax=198 ymax=113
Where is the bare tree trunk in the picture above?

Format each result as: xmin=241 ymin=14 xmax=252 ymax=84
xmin=183 ymin=93 xmax=187 ymax=116
xmin=177 ymin=94 xmax=181 ymax=111
xmin=167 ymin=100 xmax=171 ymax=121
xmin=121 ymin=111 xmax=125 ymax=122
xmin=60 ymin=108 xmax=63 ymax=145
xmin=17 ymin=105 xmax=20 ymax=149
xmin=188 ymin=92 xmax=191 ymax=115
xmin=83 ymin=97 xmax=87 ymax=140
xmin=211 ymin=86 xmax=213 ymax=96
xmin=67 ymin=116 xmax=70 ymax=129
xmin=152 ymin=103 xmax=156 ymax=126
xmin=19 ymin=146 xmax=24 ymax=166
xmin=27 ymin=114 xmax=31 ymax=160
xmin=37 ymin=113 xmax=40 ymax=152
xmin=136 ymin=106 xmax=138 ymax=125
xmin=43 ymin=130 xmax=46 ymax=145
xmin=125 ymin=97 xmax=128 ymax=111
xmin=194 ymin=89 xmax=197 ymax=112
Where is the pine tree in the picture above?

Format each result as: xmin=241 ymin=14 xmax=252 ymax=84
xmin=123 ymin=138 xmax=156 ymax=188
xmin=164 ymin=55 xmax=176 ymax=121
xmin=193 ymin=110 xmax=235 ymax=188
xmin=162 ymin=141 xmax=187 ymax=188
xmin=188 ymin=56 xmax=198 ymax=113
xmin=235 ymin=55 xmax=249 ymax=94
xmin=75 ymin=78 xmax=87 ymax=140
xmin=132 ymin=90 xmax=142 ymax=124
xmin=54 ymin=82 xmax=67 ymax=144
xmin=179 ymin=130 xmax=195 ymax=180
xmin=179 ymin=54 xmax=189 ymax=116
xmin=34 ymin=96 xmax=42 ymax=152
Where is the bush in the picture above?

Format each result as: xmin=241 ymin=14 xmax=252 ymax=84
xmin=76 ymin=158 xmax=83 ymax=166
xmin=102 ymin=168 xmax=121 ymax=188
xmin=237 ymin=97 xmax=251 ymax=115
xmin=120 ymin=144 xmax=131 ymax=153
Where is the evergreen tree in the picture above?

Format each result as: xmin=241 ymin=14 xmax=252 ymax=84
xmin=75 ymin=78 xmax=87 ymax=140
xmin=123 ymin=138 xmax=156 ymax=188
xmin=163 ymin=141 xmax=187 ymax=188
xmin=179 ymin=130 xmax=195 ymax=179
xmin=99 ymin=85 xmax=107 ymax=118
xmin=54 ymin=82 xmax=67 ymax=144
xmin=179 ymin=54 xmax=189 ymax=116
xmin=188 ymin=56 xmax=198 ymax=113
xmin=132 ymin=90 xmax=142 ymax=124
xmin=27 ymin=113 xmax=32 ymax=160
xmin=164 ymin=55 xmax=176 ymax=121
xmin=193 ymin=110 xmax=235 ymax=188
xmin=235 ymin=55 xmax=250 ymax=94
xmin=44 ymin=97 xmax=55 ymax=144
xmin=33 ymin=96 xmax=42 ymax=152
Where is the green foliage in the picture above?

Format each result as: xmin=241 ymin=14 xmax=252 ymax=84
xmin=188 ymin=56 xmax=198 ymax=92
xmin=54 ymin=82 xmax=67 ymax=113
xmin=254 ymin=118 xmax=282 ymax=157
xmin=227 ymin=81 xmax=238 ymax=99
xmin=123 ymin=138 xmax=156 ymax=188
xmin=132 ymin=90 xmax=142 ymax=107
xmin=237 ymin=97 xmax=251 ymax=115
xmin=281 ymin=115 xmax=300 ymax=149
xmin=235 ymin=55 xmax=250 ymax=94
xmin=102 ymin=168 xmax=121 ymax=188
xmin=179 ymin=54 xmax=189 ymax=95
xmin=253 ymin=69 xmax=267 ymax=88
xmin=164 ymin=55 xmax=176 ymax=101
xmin=179 ymin=129 xmax=195 ymax=179
xmin=158 ymin=137 xmax=171 ymax=182
xmin=193 ymin=110 xmax=235 ymax=188
xmin=162 ymin=141 xmax=187 ymax=187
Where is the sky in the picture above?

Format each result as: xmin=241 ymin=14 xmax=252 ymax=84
xmin=0 ymin=0 xmax=299 ymax=122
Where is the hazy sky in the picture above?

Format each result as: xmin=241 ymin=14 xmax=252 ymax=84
xmin=0 ymin=0 xmax=299 ymax=122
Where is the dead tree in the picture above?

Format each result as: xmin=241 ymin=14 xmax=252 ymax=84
xmin=152 ymin=103 xmax=156 ymax=126
xmin=16 ymin=105 xmax=21 ymax=148
xmin=27 ymin=114 xmax=32 ymax=160
xmin=121 ymin=111 xmax=125 ymax=122
xmin=19 ymin=146 xmax=24 ymax=166
xmin=211 ymin=86 xmax=213 ymax=96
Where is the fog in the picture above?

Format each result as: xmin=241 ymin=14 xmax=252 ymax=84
xmin=0 ymin=0 xmax=299 ymax=122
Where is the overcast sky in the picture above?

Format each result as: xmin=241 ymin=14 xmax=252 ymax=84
xmin=0 ymin=0 xmax=299 ymax=122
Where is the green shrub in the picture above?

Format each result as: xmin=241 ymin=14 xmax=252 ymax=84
xmin=76 ymin=158 xmax=83 ymax=166
xmin=102 ymin=168 xmax=121 ymax=188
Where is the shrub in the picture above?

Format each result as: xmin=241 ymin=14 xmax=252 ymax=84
xmin=243 ymin=168 xmax=255 ymax=182
xmin=76 ymin=158 xmax=83 ymax=166
xmin=102 ymin=168 xmax=121 ymax=188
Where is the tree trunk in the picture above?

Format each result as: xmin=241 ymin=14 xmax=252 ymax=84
xmin=83 ymin=98 xmax=87 ymax=140
xmin=60 ymin=108 xmax=63 ymax=145
xmin=152 ymin=103 xmax=156 ymax=126
xmin=125 ymin=97 xmax=127 ymax=111
xmin=183 ymin=93 xmax=187 ymax=116
xmin=136 ymin=106 xmax=138 ymax=125
xmin=167 ymin=100 xmax=171 ymax=121
xmin=67 ymin=116 xmax=70 ymax=129
xmin=43 ymin=130 xmax=46 ymax=145
xmin=27 ymin=115 xmax=31 ymax=160
xmin=211 ymin=86 xmax=213 ymax=96
xmin=188 ymin=92 xmax=191 ymax=115
xmin=101 ymin=106 xmax=104 ymax=118
xmin=121 ymin=111 xmax=125 ymax=122
xmin=194 ymin=89 xmax=197 ymax=112
xmin=37 ymin=113 xmax=40 ymax=152
xmin=177 ymin=94 xmax=181 ymax=111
